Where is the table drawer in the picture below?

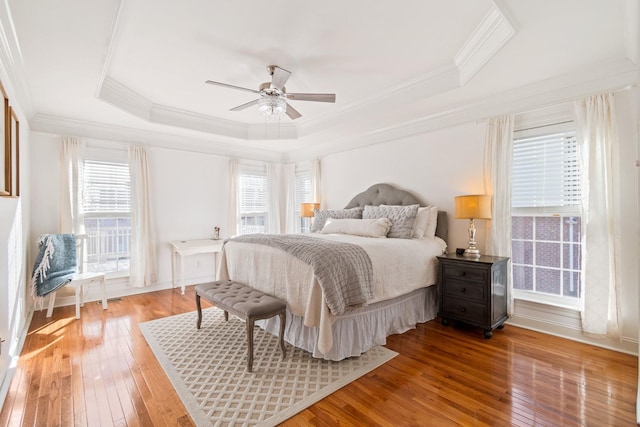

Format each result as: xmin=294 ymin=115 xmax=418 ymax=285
xmin=441 ymin=263 xmax=487 ymax=284
xmin=443 ymin=279 xmax=485 ymax=302
xmin=441 ymin=297 xmax=486 ymax=323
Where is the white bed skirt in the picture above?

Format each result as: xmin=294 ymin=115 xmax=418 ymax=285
xmin=256 ymin=285 xmax=438 ymax=361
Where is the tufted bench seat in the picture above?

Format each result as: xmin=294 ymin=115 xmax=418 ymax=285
xmin=195 ymin=280 xmax=287 ymax=372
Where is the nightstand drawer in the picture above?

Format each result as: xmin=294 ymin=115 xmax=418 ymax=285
xmin=441 ymin=298 xmax=486 ymax=323
xmin=441 ymin=263 xmax=487 ymax=284
xmin=443 ymin=279 xmax=485 ymax=302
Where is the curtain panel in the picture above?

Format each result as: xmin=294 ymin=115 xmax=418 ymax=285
xmin=59 ymin=137 xmax=86 ymax=234
xmin=573 ymin=93 xmax=621 ymax=338
xmin=483 ymin=115 xmax=514 ymax=314
xmin=128 ymin=146 xmax=157 ymax=288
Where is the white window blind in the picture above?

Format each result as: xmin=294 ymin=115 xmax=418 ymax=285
xmin=512 ymin=130 xmax=580 ymax=209
xmin=240 ymin=167 xmax=268 ymax=214
xmin=83 ymin=160 xmax=130 ymax=214
xmin=295 ymin=167 xmax=312 ymax=210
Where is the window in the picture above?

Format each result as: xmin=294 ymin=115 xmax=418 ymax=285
xmin=511 ymin=122 xmax=582 ymax=305
xmin=239 ymin=164 xmax=269 ymax=234
xmin=295 ymin=165 xmax=313 ymax=233
xmin=83 ymin=158 xmax=131 ymax=274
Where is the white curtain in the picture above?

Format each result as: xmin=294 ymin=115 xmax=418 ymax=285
xmin=59 ymin=137 xmax=86 ymax=234
xmin=483 ymin=115 xmax=514 ymax=313
xmin=311 ymin=158 xmax=321 ymax=207
xmin=128 ymin=146 xmax=157 ymax=288
xmin=228 ymin=159 xmax=240 ymax=237
xmin=573 ymin=93 xmax=621 ymax=338
xmin=283 ymin=163 xmax=297 ymax=234
xmin=267 ymin=163 xmax=283 ymax=233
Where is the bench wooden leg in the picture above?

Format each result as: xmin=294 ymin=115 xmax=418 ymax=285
xmin=196 ymin=294 xmax=202 ymax=329
xmin=278 ymin=310 xmax=286 ymax=359
xmin=246 ymin=319 xmax=255 ymax=373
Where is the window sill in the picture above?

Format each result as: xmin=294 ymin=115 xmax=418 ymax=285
xmin=512 ymin=289 xmax=580 ymax=311
xmin=105 ymin=270 xmax=129 ymax=280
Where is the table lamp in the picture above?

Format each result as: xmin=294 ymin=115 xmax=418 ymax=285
xmin=455 ymin=195 xmax=492 ymax=257
xmin=300 ymin=202 xmax=319 ymax=232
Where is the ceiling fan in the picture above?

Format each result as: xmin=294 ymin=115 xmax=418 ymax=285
xmin=205 ymin=65 xmax=336 ymax=120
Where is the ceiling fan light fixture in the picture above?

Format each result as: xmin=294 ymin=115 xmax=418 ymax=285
xmin=258 ymin=95 xmax=287 ymax=117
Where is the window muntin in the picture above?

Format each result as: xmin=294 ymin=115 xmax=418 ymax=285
xmin=511 ymin=124 xmax=582 ymax=303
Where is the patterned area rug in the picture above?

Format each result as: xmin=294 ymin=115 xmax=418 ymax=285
xmin=139 ymin=308 xmax=397 ymax=426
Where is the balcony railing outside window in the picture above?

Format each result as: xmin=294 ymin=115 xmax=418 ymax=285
xmin=84 ymin=216 xmax=131 ymax=273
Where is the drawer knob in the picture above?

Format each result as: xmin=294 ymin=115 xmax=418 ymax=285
xmin=460 ymin=271 xmax=466 ymax=276
xmin=460 ymin=288 xmax=466 ymax=293
xmin=460 ymin=307 xmax=466 ymax=312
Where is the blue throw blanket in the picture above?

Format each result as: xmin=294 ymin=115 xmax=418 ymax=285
xmin=31 ymin=234 xmax=78 ymax=297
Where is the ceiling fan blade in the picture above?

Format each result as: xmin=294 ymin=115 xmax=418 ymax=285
xmin=205 ymin=80 xmax=260 ymax=94
xmin=270 ymin=66 xmax=291 ymax=90
xmin=230 ymin=99 xmax=260 ymax=111
xmin=286 ymin=93 xmax=336 ymax=103
xmin=285 ymin=102 xmax=302 ymax=120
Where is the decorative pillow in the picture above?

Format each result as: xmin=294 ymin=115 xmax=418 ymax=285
xmin=311 ymin=207 xmax=364 ymax=233
xmin=411 ymin=206 xmax=432 ymax=239
xmin=363 ymin=204 xmax=419 ymax=239
xmin=321 ymin=217 xmax=392 ymax=238
xmin=424 ymin=206 xmax=439 ymax=238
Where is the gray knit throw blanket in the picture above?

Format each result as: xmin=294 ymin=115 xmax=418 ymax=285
xmin=31 ymin=234 xmax=78 ymax=297
xmin=227 ymin=234 xmax=374 ymax=315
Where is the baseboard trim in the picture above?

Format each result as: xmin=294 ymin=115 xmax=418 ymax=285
xmin=507 ymin=314 xmax=638 ymax=356
xmin=0 ymin=310 xmax=33 ymax=410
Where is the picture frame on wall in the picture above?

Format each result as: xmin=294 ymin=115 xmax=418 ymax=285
xmin=0 ymin=81 xmax=8 ymax=197
xmin=9 ymin=106 xmax=18 ymax=196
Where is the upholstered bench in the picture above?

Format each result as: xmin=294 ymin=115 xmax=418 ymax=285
xmin=195 ymin=280 xmax=287 ymax=372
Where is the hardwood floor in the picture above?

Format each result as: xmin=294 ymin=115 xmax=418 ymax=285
xmin=1 ymin=286 xmax=637 ymax=426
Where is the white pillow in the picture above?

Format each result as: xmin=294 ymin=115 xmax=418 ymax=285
xmin=424 ymin=206 xmax=439 ymax=238
xmin=321 ymin=217 xmax=392 ymax=238
xmin=412 ymin=206 xmax=432 ymax=239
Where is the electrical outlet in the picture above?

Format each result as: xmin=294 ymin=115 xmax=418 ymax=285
xmin=196 ymin=260 xmax=201 ymax=268
xmin=0 ymin=338 xmax=4 ymax=355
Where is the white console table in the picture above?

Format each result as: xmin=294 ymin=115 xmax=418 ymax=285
xmin=169 ymin=239 xmax=224 ymax=294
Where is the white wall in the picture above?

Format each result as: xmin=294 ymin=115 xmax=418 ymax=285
xmin=29 ymin=133 xmax=231 ymax=299
xmin=320 ymin=92 xmax=639 ymax=354
xmin=0 ymin=96 xmax=30 ymax=406
xmin=321 ymin=121 xmax=488 ymax=254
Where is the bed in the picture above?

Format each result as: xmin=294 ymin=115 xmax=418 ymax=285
xmin=219 ymin=183 xmax=448 ymax=360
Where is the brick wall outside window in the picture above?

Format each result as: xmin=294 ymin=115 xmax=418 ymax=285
xmin=512 ymin=216 xmax=581 ymax=298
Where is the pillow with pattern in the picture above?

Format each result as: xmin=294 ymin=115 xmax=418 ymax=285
xmin=363 ymin=204 xmax=420 ymax=239
xmin=311 ymin=207 xmax=364 ymax=232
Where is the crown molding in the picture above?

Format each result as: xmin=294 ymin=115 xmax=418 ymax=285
xmin=0 ymin=0 xmax=33 ymax=119
xmin=286 ymin=57 xmax=636 ymax=162
xmin=99 ymin=76 xmax=152 ymax=120
xmin=454 ymin=2 xmax=516 ymax=85
xmin=29 ymin=113 xmax=285 ymax=162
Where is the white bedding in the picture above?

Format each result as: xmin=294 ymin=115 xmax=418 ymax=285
xmin=218 ymin=233 xmax=446 ymax=355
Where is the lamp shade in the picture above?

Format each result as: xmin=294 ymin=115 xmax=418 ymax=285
xmin=455 ymin=195 xmax=492 ymax=220
xmin=300 ymin=202 xmax=320 ymax=218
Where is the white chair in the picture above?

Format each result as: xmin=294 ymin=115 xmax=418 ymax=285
xmin=46 ymin=235 xmax=108 ymax=319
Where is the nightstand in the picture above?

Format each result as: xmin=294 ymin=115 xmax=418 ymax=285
xmin=437 ymin=253 xmax=509 ymax=338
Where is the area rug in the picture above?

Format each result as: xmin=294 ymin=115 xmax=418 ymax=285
xmin=139 ymin=308 xmax=397 ymax=427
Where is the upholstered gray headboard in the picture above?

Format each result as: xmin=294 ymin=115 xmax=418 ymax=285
xmin=344 ymin=183 xmax=448 ymax=242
